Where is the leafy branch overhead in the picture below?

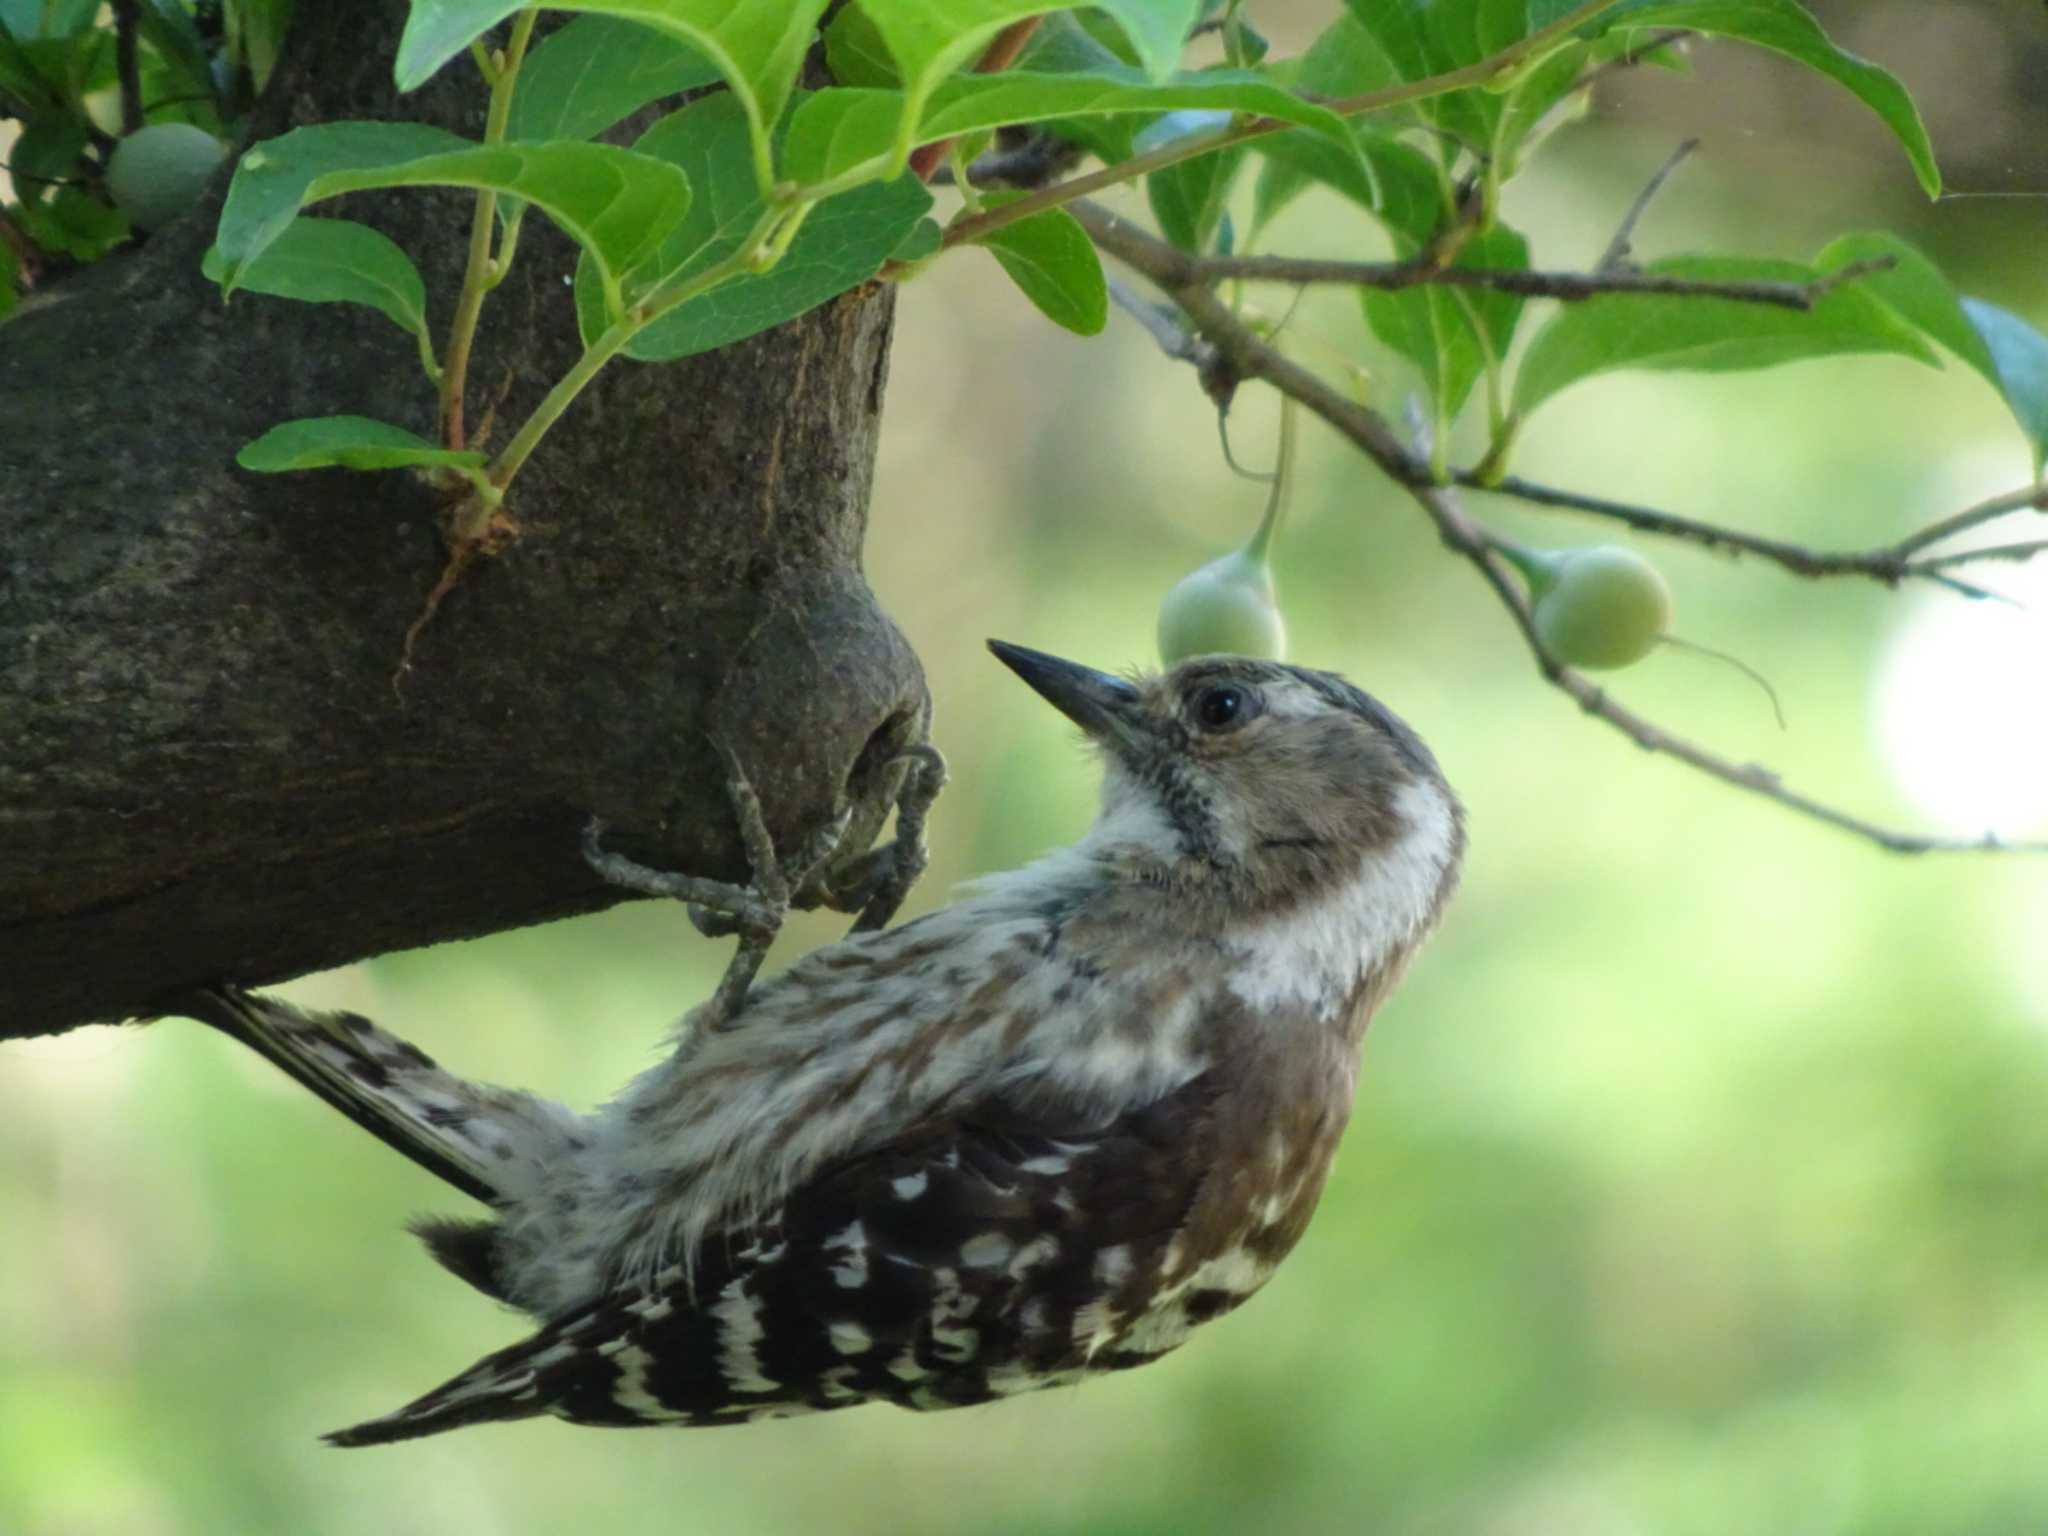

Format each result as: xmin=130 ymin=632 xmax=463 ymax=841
xmin=13 ymin=0 xmax=2043 ymax=850
xmin=193 ymin=0 xmax=2023 ymax=503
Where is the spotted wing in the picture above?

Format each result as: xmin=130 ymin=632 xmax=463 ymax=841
xmin=326 ymin=1073 xmax=1221 ymax=1445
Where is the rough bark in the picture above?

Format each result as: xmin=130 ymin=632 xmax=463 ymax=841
xmin=0 ymin=6 xmax=927 ymax=1038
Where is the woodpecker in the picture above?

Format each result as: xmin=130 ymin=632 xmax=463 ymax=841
xmin=180 ymin=641 xmax=1464 ymax=1445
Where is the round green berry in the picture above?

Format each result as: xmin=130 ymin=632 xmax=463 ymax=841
xmin=106 ymin=123 xmax=228 ymax=232
xmin=1531 ymin=545 xmax=1672 ymax=670
xmin=1157 ymin=547 xmax=1287 ymax=664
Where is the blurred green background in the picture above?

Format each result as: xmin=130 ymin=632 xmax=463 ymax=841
xmin=6 ymin=5 xmax=2048 ymax=1532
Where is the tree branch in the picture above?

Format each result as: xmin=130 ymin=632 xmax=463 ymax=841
xmin=1596 ymin=138 xmax=1698 ymax=271
xmin=1071 ymin=199 xmax=2046 ymax=857
xmin=1130 ymin=248 xmax=1893 ymax=311
xmin=111 ymin=0 xmax=144 ymax=134
xmin=1888 ymin=481 xmax=2048 ymax=557
xmin=1454 ymin=473 xmax=2048 ymax=601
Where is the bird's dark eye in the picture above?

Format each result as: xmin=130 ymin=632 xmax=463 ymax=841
xmin=1192 ymin=685 xmax=1258 ymax=732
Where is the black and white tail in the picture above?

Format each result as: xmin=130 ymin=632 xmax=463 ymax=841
xmin=323 ymin=1337 xmax=561 ymax=1446
xmin=177 ymin=984 xmax=585 ymax=1206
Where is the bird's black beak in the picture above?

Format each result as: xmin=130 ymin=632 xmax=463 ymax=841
xmin=988 ymin=640 xmax=1143 ymax=747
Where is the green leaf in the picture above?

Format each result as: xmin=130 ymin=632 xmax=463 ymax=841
xmin=1595 ymin=0 xmax=1939 ymax=196
xmin=1252 ymin=126 xmax=1446 ymax=253
xmin=582 ymin=93 xmax=770 ymax=307
xmin=202 ymin=219 xmax=431 ymax=349
xmin=1007 ymin=13 xmax=1142 ymax=161
xmin=214 ymin=125 xmax=692 ymax=314
xmin=213 ymin=122 xmax=475 ymax=281
xmin=0 ymin=29 xmax=58 ymax=114
xmin=1016 ymin=9 xmax=1132 ymax=76
xmin=1326 ymin=1 xmax=1934 ymax=197
xmin=1147 ymin=141 xmax=1244 ymax=253
xmin=928 ymin=65 xmax=1350 ymax=148
xmin=136 ymin=0 xmax=215 ymax=100
xmin=1491 ymin=39 xmax=1593 ymax=172
xmin=395 ymin=1 xmax=831 ymax=188
xmin=1961 ymin=299 xmax=2048 ymax=476
xmin=866 ymin=0 xmax=1193 ymax=110
xmin=1414 ymin=0 xmax=1517 ymax=154
xmin=1814 ymin=234 xmax=2047 ymax=467
xmin=505 ymin=16 xmax=721 ymax=143
xmin=0 ymin=0 xmax=95 ymax=39
xmin=388 ymin=0 xmax=521 ymax=82
xmin=223 ymin=0 xmax=292 ymax=92
xmin=574 ymin=93 xmax=933 ymax=361
xmin=1512 ymin=253 xmax=1942 ymax=420
xmin=1331 ymin=0 xmax=1590 ymax=163
xmin=1816 ymin=233 xmax=1997 ymax=385
xmin=1333 ymin=0 xmax=1432 ymax=87
xmin=16 ymin=185 xmax=128 ymax=259
xmin=1091 ymin=0 xmax=1201 ymax=80
xmin=837 ymin=3 xmax=1205 ymax=177
xmin=235 ymin=416 xmax=488 ymax=475
xmin=1363 ymin=222 xmax=1529 ymax=426
xmin=0 ymin=26 xmax=74 ymax=113
xmin=890 ymin=215 xmax=943 ymax=263
xmin=623 ymin=180 xmax=933 ymax=359
xmin=9 ymin=111 xmax=87 ymax=185
xmin=822 ymin=3 xmax=900 ymax=88
xmin=974 ymin=197 xmax=1107 ymax=335
xmin=783 ymin=69 xmax=1351 ymax=188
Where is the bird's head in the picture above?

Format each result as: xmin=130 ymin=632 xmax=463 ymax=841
xmin=989 ymin=640 xmax=1464 ymax=935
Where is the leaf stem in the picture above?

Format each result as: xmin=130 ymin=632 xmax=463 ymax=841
xmin=486 ymin=318 xmax=637 ymax=490
xmin=1246 ymin=395 xmax=1295 ymax=560
xmin=485 ymin=210 xmax=788 ymax=492
xmin=440 ymin=8 xmax=536 ymax=450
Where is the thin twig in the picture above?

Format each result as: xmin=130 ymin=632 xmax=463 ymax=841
xmin=1916 ymin=538 xmax=2048 ymax=572
xmin=1107 ymin=275 xmax=1206 ymax=364
xmin=1138 ymin=248 xmax=1891 ymax=311
xmin=1459 ymin=472 xmax=2045 ymax=599
xmin=1594 ymin=28 xmax=1693 ymax=76
xmin=1597 ymin=138 xmax=1698 ymax=271
xmin=1888 ymin=481 xmax=2048 ymax=557
xmin=1072 ymin=199 xmax=2045 ymax=856
xmin=111 ymin=0 xmax=144 ymax=135
xmin=440 ymin=12 xmax=536 ymax=450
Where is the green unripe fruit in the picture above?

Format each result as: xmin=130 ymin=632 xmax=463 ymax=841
xmin=1529 ymin=545 xmax=1672 ymax=670
xmin=1157 ymin=546 xmax=1287 ymax=663
xmin=106 ymin=123 xmax=228 ymax=231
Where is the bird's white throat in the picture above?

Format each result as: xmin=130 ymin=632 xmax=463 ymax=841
xmin=1224 ymin=778 xmax=1461 ymax=1019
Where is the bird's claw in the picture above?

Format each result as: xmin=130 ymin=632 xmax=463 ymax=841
xmin=581 ymin=748 xmax=862 ymax=1032
xmin=581 ymin=740 xmax=943 ymax=1028
xmin=830 ymin=744 xmax=948 ymax=934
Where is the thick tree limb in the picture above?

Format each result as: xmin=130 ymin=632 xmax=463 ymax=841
xmin=0 ymin=6 xmax=928 ymax=1037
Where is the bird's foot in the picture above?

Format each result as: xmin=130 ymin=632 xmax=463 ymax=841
xmin=819 ymin=743 xmax=948 ymax=934
xmin=581 ymin=742 xmax=850 ymax=1031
